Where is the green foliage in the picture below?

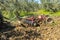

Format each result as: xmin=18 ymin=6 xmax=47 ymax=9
xmin=2 ymin=11 xmax=10 ymax=18
xmin=0 ymin=0 xmax=60 ymax=21
xmin=0 ymin=0 xmax=40 ymax=20
xmin=40 ymin=0 xmax=60 ymax=12
xmin=32 ymin=9 xmax=60 ymax=16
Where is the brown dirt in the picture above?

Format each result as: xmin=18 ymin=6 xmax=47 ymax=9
xmin=0 ymin=17 xmax=60 ymax=40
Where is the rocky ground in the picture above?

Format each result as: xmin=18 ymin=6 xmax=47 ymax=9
xmin=0 ymin=16 xmax=60 ymax=40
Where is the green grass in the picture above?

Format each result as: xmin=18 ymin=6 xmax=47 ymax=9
xmin=2 ymin=9 xmax=60 ymax=20
xmin=32 ymin=9 xmax=60 ymax=16
xmin=51 ymin=12 xmax=60 ymax=16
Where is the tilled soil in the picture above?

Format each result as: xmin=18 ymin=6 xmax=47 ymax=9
xmin=0 ymin=17 xmax=60 ymax=40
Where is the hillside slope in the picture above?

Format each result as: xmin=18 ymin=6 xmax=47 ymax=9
xmin=0 ymin=16 xmax=60 ymax=40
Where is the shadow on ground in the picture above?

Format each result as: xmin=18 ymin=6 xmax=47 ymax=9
xmin=0 ymin=23 xmax=15 ymax=32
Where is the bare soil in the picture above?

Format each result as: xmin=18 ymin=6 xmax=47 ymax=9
xmin=0 ymin=16 xmax=60 ymax=40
